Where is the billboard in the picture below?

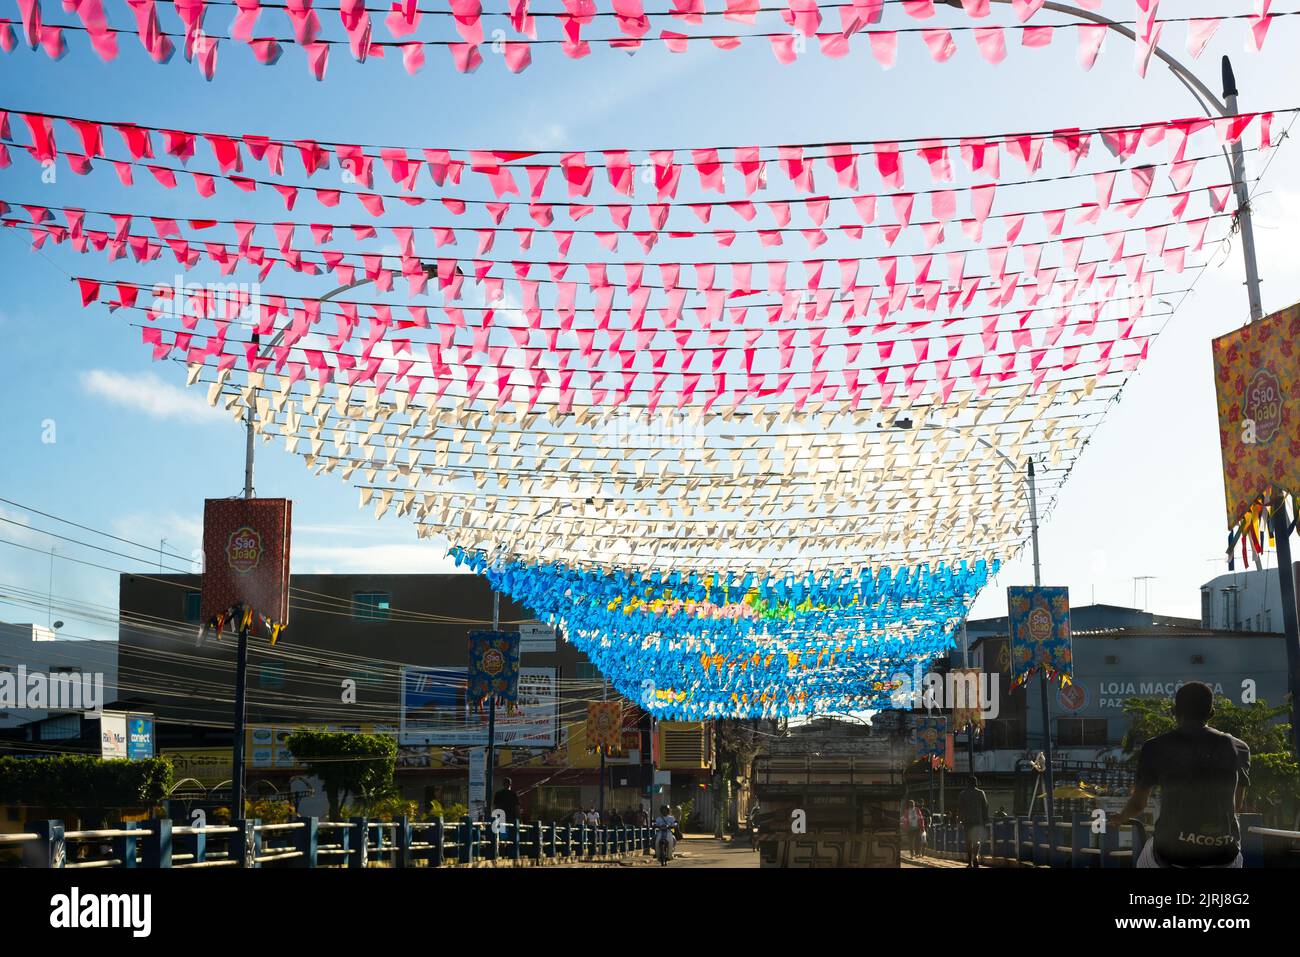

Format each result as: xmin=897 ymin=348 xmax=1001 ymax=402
xmin=248 ymin=725 xmax=298 ymax=770
xmin=1008 ymin=586 xmax=1073 ymax=688
xmin=164 ymin=748 xmax=233 ymax=788
xmin=127 ymin=714 xmax=154 ymax=760
xmin=519 ymin=622 xmax=557 ymax=653
xmin=100 ymin=711 xmax=128 ymax=759
xmin=400 ymin=666 xmax=557 ymax=747
xmin=1212 ymin=303 xmax=1300 ymax=530
xmin=200 ymin=498 xmax=292 ymax=628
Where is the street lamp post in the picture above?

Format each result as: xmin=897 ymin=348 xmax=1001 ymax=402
xmin=230 ymin=275 xmax=378 ymax=820
xmin=946 ymin=0 xmax=1299 ymax=794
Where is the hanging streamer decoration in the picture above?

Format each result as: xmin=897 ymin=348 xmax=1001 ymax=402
xmin=4 ymin=92 xmax=1280 ymax=715
xmin=0 ymin=0 xmax=1290 ymax=79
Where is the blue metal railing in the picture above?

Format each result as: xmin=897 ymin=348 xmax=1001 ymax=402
xmin=922 ymin=813 xmax=1279 ymax=867
xmin=0 ymin=817 xmax=657 ymax=869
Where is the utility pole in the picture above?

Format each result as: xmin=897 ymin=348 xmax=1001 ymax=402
xmin=1028 ymin=458 xmax=1055 ymax=839
xmin=229 ymin=277 xmax=375 ymax=822
xmin=1221 ymin=58 xmax=1264 ymax=324
xmin=1270 ymin=503 xmax=1300 ymax=765
xmin=484 ymin=587 xmax=499 ymax=822
xmin=598 ymin=677 xmax=608 ymax=819
xmin=962 ymin=621 xmax=976 ymax=777
xmin=229 ymin=475 xmax=252 ymax=820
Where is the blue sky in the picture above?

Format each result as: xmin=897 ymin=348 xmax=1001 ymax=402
xmin=2 ymin=0 xmax=1299 ymax=643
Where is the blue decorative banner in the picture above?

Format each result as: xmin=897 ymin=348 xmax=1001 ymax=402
xmin=1007 ymin=586 xmax=1072 ymax=688
xmin=913 ymin=715 xmax=946 ymax=764
xmin=467 ymin=630 xmax=521 ymax=711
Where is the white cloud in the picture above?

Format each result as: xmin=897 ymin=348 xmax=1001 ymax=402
xmin=80 ymin=369 xmax=220 ymax=424
xmin=291 ymin=543 xmax=463 ymax=575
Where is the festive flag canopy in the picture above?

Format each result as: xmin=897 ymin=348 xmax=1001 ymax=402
xmin=0 ymin=0 xmax=1289 ymax=78
xmin=3 ymin=3 xmax=1288 ymax=715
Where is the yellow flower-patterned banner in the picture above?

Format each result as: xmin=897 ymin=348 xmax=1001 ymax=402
xmin=1212 ymin=303 xmax=1300 ymax=531
xmin=586 ymin=701 xmax=623 ymax=755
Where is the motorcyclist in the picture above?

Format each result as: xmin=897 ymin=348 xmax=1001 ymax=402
xmin=653 ymin=803 xmax=677 ymax=860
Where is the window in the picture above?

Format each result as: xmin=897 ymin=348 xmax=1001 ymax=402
xmin=1191 ymin=654 xmax=1205 ymax=665
xmin=983 ymin=718 xmax=1025 ymax=749
xmin=575 ymin=662 xmax=600 ymax=682
xmin=353 ymin=591 xmax=391 ymax=621
xmin=1057 ymin=718 xmax=1109 ymax=748
xmin=1200 ymin=587 xmax=1212 ymax=627
xmin=1223 ymin=590 xmax=1239 ymax=630
xmin=1104 ymin=655 xmax=1118 ymax=665
xmin=258 ymin=662 xmax=287 ymax=690
xmin=184 ymin=590 xmax=203 ymax=623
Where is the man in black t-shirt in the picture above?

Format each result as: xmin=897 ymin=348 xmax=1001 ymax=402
xmin=957 ymin=777 xmax=990 ymax=868
xmin=492 ymin=777 xmax=521 ymax=822
xmin=1110 ymin=682 xmax=1250 ymax=868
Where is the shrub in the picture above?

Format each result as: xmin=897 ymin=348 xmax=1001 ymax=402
xmin=0 ymin=756 xmax=173 ymax=810
xmin=245 ymin=797 xmax=296 ymax=824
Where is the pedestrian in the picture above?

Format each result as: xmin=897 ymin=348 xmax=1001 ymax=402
xmin=586 ymin=806 xmax=601 ymax=826
xmin=571 ymin=807 xmax=585 ymax=827
xmin=958 ymin=776 xmax=990 ymax=868
xmin=492 ymin=776 xmax=520 ymax=822
xmin=901 ymin=800 xmax=923 ymax=858
xmin=917 ymin=804 xmax=931 ymax=858
xmin=1110 ymin=682 xmax=1251 ymax=869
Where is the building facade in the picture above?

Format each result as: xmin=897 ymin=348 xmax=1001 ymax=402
xmin=1200 ymin=563 xmax=1300 ymax=634
xmin=115 ymin=572 xmax=712 ymax=822
xmin=939 ymin=604 xmax=1291 ymax=814
xmin=0 ymin=621 xmax=118 ymax=732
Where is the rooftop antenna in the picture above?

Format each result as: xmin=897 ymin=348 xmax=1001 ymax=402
xmin=46 ymin=546 xmax=56 ymax=628
xmin=1132 ymin=576 xmax=1157 ymax=611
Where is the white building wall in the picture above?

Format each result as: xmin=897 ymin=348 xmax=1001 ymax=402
xmin=0 ymin=622 xmax=119 ymax=729
xmin=1200 ymin=564 xmax=1299 ymax=633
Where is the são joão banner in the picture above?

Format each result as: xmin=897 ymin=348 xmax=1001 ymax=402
xmin=466 ymin=630 xmax=522 ymax=711
xmin=1007 ymin=586 xmax=1072 ymax=688
xmin=1212 ymin=303 xmax=1300 ymax=530
xmin=200 ymin=498 xmax=292 ymax=626
xmin=913 ymin=715 xmax=946 ymax=762
xmin=586 ymin=701 xmax=623 ymax=755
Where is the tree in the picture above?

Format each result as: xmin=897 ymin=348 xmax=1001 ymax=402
xmin=1119 ymin=696 xmax=1290 ymax=755
xmin=285 ymin=730 xmax=397 ymax=820
xmin=715 ymin=720 xmax=764 ymax=834
xmin=1118 ymin=696 xmax=1299 ymax=825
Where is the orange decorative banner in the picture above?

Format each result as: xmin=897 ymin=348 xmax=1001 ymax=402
xmin=586 ymin=701 xmax=623 ymax=755
xmin=1212 ymin=303 xmax=1300 ymax=530
xmin=949 ymin=667 xmax=985 ymax=730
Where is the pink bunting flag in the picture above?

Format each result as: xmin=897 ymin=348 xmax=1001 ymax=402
xmin=1076 ymin=23 xmax=1106 ymax=70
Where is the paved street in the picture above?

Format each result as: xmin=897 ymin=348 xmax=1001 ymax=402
xmin=555 ymin=836 xmax=761 ymax=869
